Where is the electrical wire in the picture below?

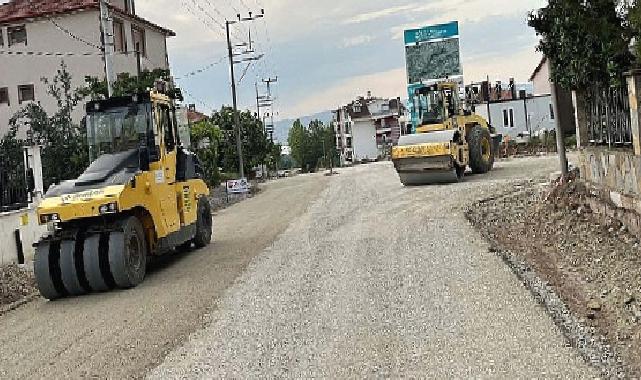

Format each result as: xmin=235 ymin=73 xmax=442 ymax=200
xmin=174 ymin=56 xmax=226 ymax=80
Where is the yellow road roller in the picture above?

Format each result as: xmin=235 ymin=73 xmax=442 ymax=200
xmin=34 ymin=85 xmax=212 ymax=299
xmin=392 ymin=82 xmax=499 ymax=185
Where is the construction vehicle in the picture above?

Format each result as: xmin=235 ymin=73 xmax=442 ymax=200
xmin=33 ymin=83 xmax=213 ymax=300
xmin=392 ymin=82 xmax=499 ymax=185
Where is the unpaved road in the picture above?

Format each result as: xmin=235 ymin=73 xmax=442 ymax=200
xmin=149 ymin=157 xmax=595 ymax=378
xmin=0 ymin=174 xmax=328 ymax=379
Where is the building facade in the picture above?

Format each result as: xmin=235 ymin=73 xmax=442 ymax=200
xmin=0 ymin=0 xmax=174 ymax=137
xmin=474 ymin=95 xmax=556 ymax=139
xmin=529 ymin=56 xmax=575 ymax=136
xmin=332 ymin=93 xmax=406 ymax=165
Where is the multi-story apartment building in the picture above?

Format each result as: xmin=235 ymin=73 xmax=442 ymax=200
xmin=0 ymin=0 xmax=175 ymax=137
xmin=332 ymin=92 xmax=406 ymax=165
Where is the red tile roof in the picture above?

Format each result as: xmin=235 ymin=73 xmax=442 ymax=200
xmin=187 ymin=110 xmax=208 ymax=124
xmin=0 ymin=0 xmax=175 ymax=36
xmin=0 ymin=0 xmax=98 ymax=25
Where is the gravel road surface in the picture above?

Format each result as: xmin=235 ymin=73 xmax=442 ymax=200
xmin=0 ymin=174 xmax=328 ymax=379
xmin=150 ymin=157 xmax=596 ymax=378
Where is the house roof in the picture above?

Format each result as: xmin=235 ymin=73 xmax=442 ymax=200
xmin=530 ymin=56 xmax=548 ymax=82
xmin=0 ymin=0 xmax=175 ymax=36
xmin=187 ymin=109 xmax=208 ymax=124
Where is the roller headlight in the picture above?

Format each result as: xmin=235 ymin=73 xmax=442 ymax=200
xmin=99 ymin=202 xmax=118 ymax=215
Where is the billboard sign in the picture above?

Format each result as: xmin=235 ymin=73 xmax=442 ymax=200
xmin=404 ymin=21 xmax=462 ymax=85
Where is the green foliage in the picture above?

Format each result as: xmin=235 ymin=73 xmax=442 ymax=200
xmin=190 ymin=119 xmax=222 ymax=186
xmin=0 ymin=124 xmax=25 ymax=188
xmin=9 ymin=61 xmax=88 ymax=189
xmin=83 ymin=68 xmax=171 ymax=99
xmin=287 ymin=119 xmax=336 ymax=173
xmin=204 ymin=106 xmax=275 ymax=177
xmin=529 ymin=0 xmax=633 ymax=89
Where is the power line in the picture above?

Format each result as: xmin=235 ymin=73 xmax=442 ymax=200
xmin=178 ymin=84 xmax=215 ymax=113
xmin=174 ymin=56 xmax=226 ymax=79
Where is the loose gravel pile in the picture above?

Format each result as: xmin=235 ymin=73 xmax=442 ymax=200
xmin=467 ymin=180 xmax=641 ymax=377
xmin=0 ymin=264 xmax=37 ymax=308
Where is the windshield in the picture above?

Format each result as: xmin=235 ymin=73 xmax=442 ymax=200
xmin=86 ymin=104 xmax=150 ymax=162
xmin=420 ymin=90 xmax=445 ymax=125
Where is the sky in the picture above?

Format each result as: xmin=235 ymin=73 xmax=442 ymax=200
xmin=2 ymin=0 xmax=547 ymax=120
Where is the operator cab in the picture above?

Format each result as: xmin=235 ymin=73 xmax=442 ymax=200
xmin=415 ymin=83 xmax=461 ymax=127
xmin=45 ymin=89 xmax=200 ymax=198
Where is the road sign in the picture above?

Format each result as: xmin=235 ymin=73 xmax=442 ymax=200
xmin=226 ymin=178 xmax=250 ymax=194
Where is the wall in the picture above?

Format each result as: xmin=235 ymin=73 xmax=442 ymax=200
xmin=352 ymin=119 xmax=378 ymax=162
xmin=0 ymin=10 xmax=103 ymax=138
xmin=0 ymin=9 xmax=169 ymax=138
xmin=532 ymin=59 xmax=552 ymax=96
xmin=475 ymin=95 xmax=555 ymax=139
xmin=0 ymin=205 xmax=48 ymax=266
xmin=577 ymin=148 xmax=641 ymax=237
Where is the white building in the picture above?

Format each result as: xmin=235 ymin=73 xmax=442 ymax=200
xmin=0 ymin=0 xmax=174 ymax=137
xmin=475 ymin=95 xmax=556 ymax=139
xmin=332 ymin=93 xmax=406 ymax=165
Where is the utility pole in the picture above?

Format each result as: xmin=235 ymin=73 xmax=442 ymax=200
xmin=225 ymin=9 xmax=264 ymax=180
xmin=551 ymin=81 xmax=569 ymax=179
xmin=99 ymin=0 xmax=115 ymax=97
xmin=485 ymin=75 xmax=492 ymax=127
xmin=262 ymin=77 xmax=278 ymax=95
xmin=255 ymin=81 xmax=261 ymax=119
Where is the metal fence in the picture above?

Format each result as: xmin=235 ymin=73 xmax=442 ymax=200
xmin=0 ymin=164 xmax=28 ymax=212
xmin=586 ymin=84 xmax=633 ymax=147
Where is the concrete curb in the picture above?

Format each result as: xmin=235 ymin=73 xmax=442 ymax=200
xmin=466 ymin=190 xmax=628 ymax=378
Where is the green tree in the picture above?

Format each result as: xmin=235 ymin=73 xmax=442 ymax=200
xmin=288 ymin=119 xmax=308 ymax=171
xmin=0 ymin=124 xmax=26 ymax=192
xmin=288 ymin=119 xmax=336 ymax=173
xmin=83 ymin=68 xmax=171 ymax=99
xmin=209 ymin=106 xmax=272 ymax=177
xmin=528 ymin=0 xmax=633 ymax=89
xmin=190 ymin=119 xmax=222 ymax=186
xmin=9 ymin=61 xmax=88 ymax=189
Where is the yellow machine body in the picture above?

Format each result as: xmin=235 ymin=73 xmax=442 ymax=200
xmin=37 ymin=91 xmax=209 ymax=254
xmin=392 ymin=82 xmax=496 ymax=185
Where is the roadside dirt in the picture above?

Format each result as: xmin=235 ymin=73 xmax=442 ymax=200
xmin=0 ymin=264 xmax=36 ymax=308
xmin=0 ymin=174 xmax=328 ymax=379
xmin=467 ymin=180 xmax=641 ymax=377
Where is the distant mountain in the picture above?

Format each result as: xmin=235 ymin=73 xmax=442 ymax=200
xmin=272 ymin=110 xmax=334 ymax=145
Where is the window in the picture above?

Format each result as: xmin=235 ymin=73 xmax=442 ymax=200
xmin=549 ymin=103 xmax=555 ymax=120
xmin=509 ymin=108 xmax=514 ymax=128
xmin=113 ymin=19 xmax=126 ymax=52
xmin=0 ymin=87 xmax=9 ymax=105
xmin=18 ymin=84 xmax=35 ymax=104
xmin=8 ymin=25 xmax=27 ymax=46
xmin=0 ymin=28 xmax=4 ymax=47
xmin=132 ymin=26 xmax=146 ymax=56
xmin=502 ymin=108 xmax=515 ymax=128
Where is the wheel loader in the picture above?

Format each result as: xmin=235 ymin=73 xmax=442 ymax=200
xmin=33 ymin=84 xmax=213 ymax=300
xmin=392 ymin=82 xmax=499 ymax=185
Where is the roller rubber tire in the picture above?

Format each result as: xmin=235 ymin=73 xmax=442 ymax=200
xmin=34 ymin=242 xmax=66 ymax=300
xmin=469 ymin=125 xmax=494 ymax=174
xmin=108 ymin=217 xmax=147 ymax=289
xmin=193 ymin=197 xmax=213 ymax=248
xmin=59 ymin=237 xmax=89 ymax=296
xmin=83 ymin=234 xmax=110 ymax=292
